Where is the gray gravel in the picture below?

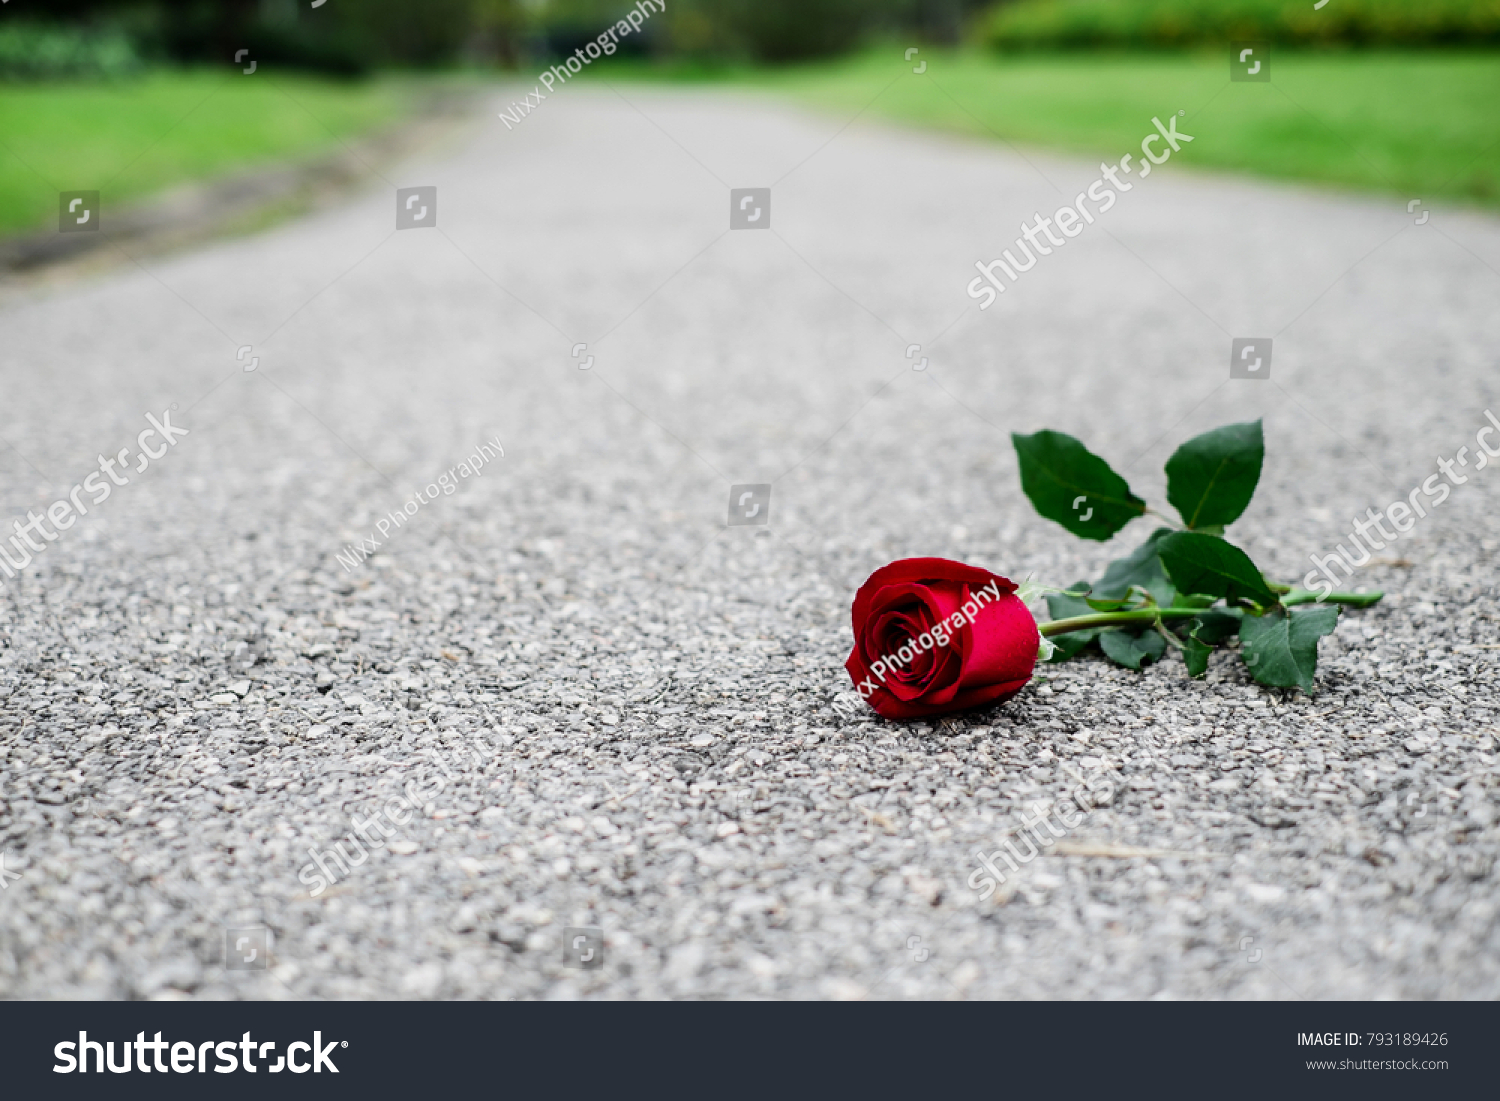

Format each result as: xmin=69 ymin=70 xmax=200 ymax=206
xmin=1 ymin=84 xmax=1498 ymax=1000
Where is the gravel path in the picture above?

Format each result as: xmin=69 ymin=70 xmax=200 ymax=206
xmin=1 ymin=84 xmax=1498 ymax=1000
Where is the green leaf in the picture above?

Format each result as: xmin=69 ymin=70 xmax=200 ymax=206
xmin=1093 ymin=527 xmax=1176 ymax=605
xmin=1157 ymin=532 xmax=1278 ymax=608
xmin=1099 ymin=628 xmax=1167 ymax=671
xmin=1239 ymin=604 xmax=1340 ymax=693
xmin=1048 ymin=632 xmax=1096 ymax=661
xmin=1012 ymin=430 xmax=1146 ymax=542
xmin=1164 ymin=420 xmax=1264 ymax=531
xmin=1045 ymin=585 xmax=1094 ymax=621
xmin=1182 ymin=631 xmax=1213 ymax=678
xmin=1191 ymin=607 xmax=1244 ymax=644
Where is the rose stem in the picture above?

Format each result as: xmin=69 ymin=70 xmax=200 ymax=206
xmin=1038 ymin=609 xmax=1198 ymax=637
xmin=1282 ymin=589 xmax=1384 ymax=608
xmin=1038 ymin=590 xmax=1384 ymax=638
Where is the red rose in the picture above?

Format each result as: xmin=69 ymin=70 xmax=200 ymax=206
xmin=845 ymin=557 xmax=1039 ymax=721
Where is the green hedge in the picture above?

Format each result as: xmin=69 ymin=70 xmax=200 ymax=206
xmin=0 ymin=23 xmax=143 ymax=81
xmin=980 ymin=0 xmax=1500 ymax=50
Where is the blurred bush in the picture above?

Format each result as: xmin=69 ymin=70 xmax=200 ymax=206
xmin=150 ymin=4 xmax=366 ymax=76
xmin=0 ymin=22 xmax=144 ymax=80
xmin=155 ymin=0 xmax=489 ymax=75
xmin=531 ymin=0 xmax=662 ymax=58
xmin=25 ymin=0 xmax=1500 ymax=78
xmin=980 ymin=0 xmax=1500 ymax=50
xmin=14 ymin=0 xmax=527 ymax=76
xmin=684 ymin=0 xmax=899 ymax=62
xmin=313 ymin=0 xmax=489 ymax=67
xmin=535 ymin=0 xmax=977 ymax=63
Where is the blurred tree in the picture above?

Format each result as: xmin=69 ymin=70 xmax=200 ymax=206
xmin=322 ymin=0 xmax=480 ymax=66
xmin=717 ymin=0 xmax=878 ymax=61
xmin=11 ymin=0 xmax=512 ymax=73
xmin=536 ymin=0 xmax=989 ymax=62
xmin=9 ymin=0 xmax=997 ymax=70
xmin=470 ymin=0 xmax=526 ymax=67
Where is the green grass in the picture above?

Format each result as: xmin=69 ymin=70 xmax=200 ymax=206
xmin=606 ymin=49 xmax=1500 ymax=207
xmin=0 ymin=70 xmax=409 ymax=237
xmin=980 ymin=0 xmax=1500 ymax=50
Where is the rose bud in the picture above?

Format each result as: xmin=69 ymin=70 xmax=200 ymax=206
xmin=845 ymin=557 xmax=1039 ymax=721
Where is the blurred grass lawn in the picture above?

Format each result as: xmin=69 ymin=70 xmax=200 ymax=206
xmin=0 ymin=71 xmax=409 ymax=236
xmin=6 ymin=51 xmax=1499 ymax=240
xmin=631 ymin=49 xmax=1500 ymax=207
